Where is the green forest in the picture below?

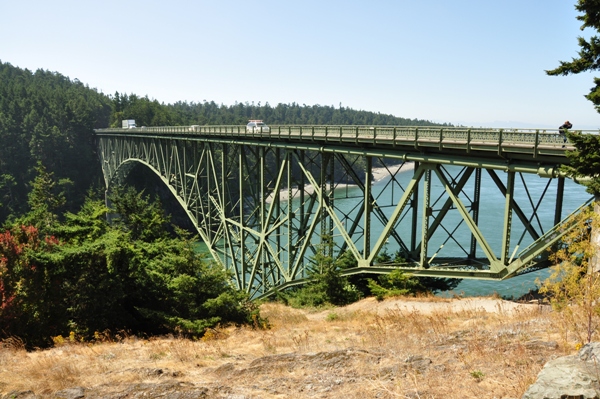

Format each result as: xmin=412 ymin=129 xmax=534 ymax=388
xmin=0 ymin=60 xmax=446 ymax=347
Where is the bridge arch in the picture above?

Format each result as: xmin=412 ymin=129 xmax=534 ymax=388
xmin=104 ymin=157 xmax=221 ymax=258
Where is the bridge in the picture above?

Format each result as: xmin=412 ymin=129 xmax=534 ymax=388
xmin=94 ymin=125 xmax=593 ymax=297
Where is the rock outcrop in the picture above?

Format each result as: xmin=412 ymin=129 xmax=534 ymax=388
xmin=523 ymin=342 xmax=600 ymax=399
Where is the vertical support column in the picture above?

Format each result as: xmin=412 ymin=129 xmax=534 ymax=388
xmin=287 ymin=150 xmax=293 ymax=278
xmin=275 ymin=147 xmax=282 ymax=285
xmin=180 ymin=141 xmax=186 ymax=201
xmin=104 ymin=189 xmax=114 ymax=223
xmin=259 ymin=146 xmax=266 ymax=288
xmin=320 ymin=153 xmax=333 ymax=258
xmin=195 ymin=141 xmax=201 ymax=228
xmin=329 ymin=153 xmax=334 ymax=257
xmin=364 ymin=156 xmax=372 ymax=259
xmin=470 ymin=168 xmax=482 ymax=259
xmin=299 ymin=151 xmax=306 ymax=277
xmin=420 ymin=168 xmax=431 ymax=268
xmin=320 ymin=153 xmax=326 ymax=247
xmin=554 ymin=177 xmax=565 ymax=225
xmin=411 ymin=161 xmax=420 ymax=254
xmin=502 ymin=171 xmax=515 ymax=264
xmin=239 ymin=146 xmax=246 ymax=291
xmin=206 ymin=143 xmax=213 ymax=241
xmin=222 ymin=143 xmax=227 ymax=267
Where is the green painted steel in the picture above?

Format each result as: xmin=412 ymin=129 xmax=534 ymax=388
xmin=94 ymin=125 xmax=594 ymax=297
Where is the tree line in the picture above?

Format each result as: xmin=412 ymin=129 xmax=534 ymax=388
xmin=112 ymin=95 xmax=449 ymax=128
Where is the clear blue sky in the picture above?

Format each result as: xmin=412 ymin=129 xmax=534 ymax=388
xmin=2 ymin=0 xmax=600 ymax=129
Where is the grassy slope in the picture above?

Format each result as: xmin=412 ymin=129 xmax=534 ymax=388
xmin=0 ymin=296 xmax=570 ymax=398
xmin=1 ymin=64 xmax=565 ymax=399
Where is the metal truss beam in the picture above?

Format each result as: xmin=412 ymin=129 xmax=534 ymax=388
xmin=96 ymin=130 xmax=593 ymax=297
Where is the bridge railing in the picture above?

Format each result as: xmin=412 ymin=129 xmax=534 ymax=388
xmin=95 ymin=125 xmax=598 ymax=152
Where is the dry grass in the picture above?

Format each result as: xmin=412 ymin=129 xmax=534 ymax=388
xmin=0 ymin=296 xmax=574 ymax=398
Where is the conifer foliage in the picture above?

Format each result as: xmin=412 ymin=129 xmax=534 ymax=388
xmin=547 ymin=0 xmax=600 ymax=111
xmin=0 ymin=182 xmax=256 ymax=348
xmin=0 ymin=61 xmax=111 ymax=220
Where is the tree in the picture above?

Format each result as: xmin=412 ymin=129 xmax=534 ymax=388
xmin=284 ymin=239 xmax=361 ymax=307
xmin=560 ymin=133 xmax=600 ymax=196
xmin=547 ymin=1 xmax=600 ymax=271
xmin=545 ymin=4 xmax=600 ymax=334
xmin=108 ymin=186 xmax=169 ymax=241
xmin=0 ymin=224 xmax=64 ymax=347
xmin=22 ymin=162 xmax=67 ymax=230
xmin=546 ymin=0 xmax=600 ymax=111
xmin=0 ymin=61 xmax=111 ymax=223
xmin=51 ymin=191 xmax=256 ymax=340
xmin=0 ymin=184 xmax=258 ymax=348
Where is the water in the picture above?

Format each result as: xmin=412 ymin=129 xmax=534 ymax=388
xmin=448 ymin=270 xmax=550 ymax=298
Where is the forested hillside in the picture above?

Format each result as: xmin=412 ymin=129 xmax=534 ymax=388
xmin=0 ymin=61 xmax=111 ymax=221
xmin=0 ymin=60 xmax=445 ymax=223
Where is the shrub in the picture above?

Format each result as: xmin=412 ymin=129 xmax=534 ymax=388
xmin=538 ymin=205 xmax=600 ymax=344
xmin=284 ymin=242 xmax=361 ymax=308
xmin=367 ymin=269 xmax=424 ymax=301
xmin=0 ymin=186 xmax=259 ymax=348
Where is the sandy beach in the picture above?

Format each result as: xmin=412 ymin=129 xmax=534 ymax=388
xmin=371 ymin=161 xmax=414 ymax=182
xmin=266 ymin=162 xmax=414 ymax=203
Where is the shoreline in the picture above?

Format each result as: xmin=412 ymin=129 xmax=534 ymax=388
xmin=265 ymin=162 xmax=414 ymax=203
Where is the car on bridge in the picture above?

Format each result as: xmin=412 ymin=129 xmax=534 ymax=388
xmin=246 ymin=120 xmax=270 ymax=133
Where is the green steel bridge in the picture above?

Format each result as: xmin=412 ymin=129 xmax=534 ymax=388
xmin=94 ymin=125 xmax=593 ymax=297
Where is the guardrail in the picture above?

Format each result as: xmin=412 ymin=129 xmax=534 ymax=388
xmin=95 ymin=125 xmax=594 ymax=156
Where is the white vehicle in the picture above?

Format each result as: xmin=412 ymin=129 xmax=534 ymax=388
xmin=246 ymin=120 xmax=270 ymax=133
xmin=121 ymin=119 xmax=136 ymax=129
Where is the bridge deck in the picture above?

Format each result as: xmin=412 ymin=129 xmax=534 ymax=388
xmin=95 ymin=125 xmax=582 ymax=170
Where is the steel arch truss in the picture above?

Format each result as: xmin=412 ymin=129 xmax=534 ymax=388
xmin=98 ymin=135 xmax=589 ymax=297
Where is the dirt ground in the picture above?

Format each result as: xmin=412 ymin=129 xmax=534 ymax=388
xmin=0 ymin=296 xmax=567 ymax=399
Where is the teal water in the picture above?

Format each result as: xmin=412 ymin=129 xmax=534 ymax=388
xmin=446 ymin=269 xmax=551 ymax=299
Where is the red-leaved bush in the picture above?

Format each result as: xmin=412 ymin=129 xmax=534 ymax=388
xmin=0 ymin=225 xmax=60 ymax=345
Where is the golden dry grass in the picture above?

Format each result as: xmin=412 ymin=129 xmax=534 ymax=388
xmin=0 ymin=296 xmax=577 ymax=398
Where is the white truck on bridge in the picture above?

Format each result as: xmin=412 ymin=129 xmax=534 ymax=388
xmin=122 ymin=119 xmax=136 ymax=129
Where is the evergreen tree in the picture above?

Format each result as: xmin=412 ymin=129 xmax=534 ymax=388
xmin=22 ymin=162 xmax=66 ymax=230
xmin=546 ymin=0 xmax=600 ymax=111
xmin=0 ymin=186 xmax=257 ymax=348
xmin=546 ymin=1 xmax=600 ymax=271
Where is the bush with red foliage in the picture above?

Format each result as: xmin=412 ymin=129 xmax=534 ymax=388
xmin=0 ymin=225 xmax=62 ymax=346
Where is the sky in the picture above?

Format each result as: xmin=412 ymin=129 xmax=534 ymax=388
xmin=2 ymin=0 xmax=600 ymax=129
